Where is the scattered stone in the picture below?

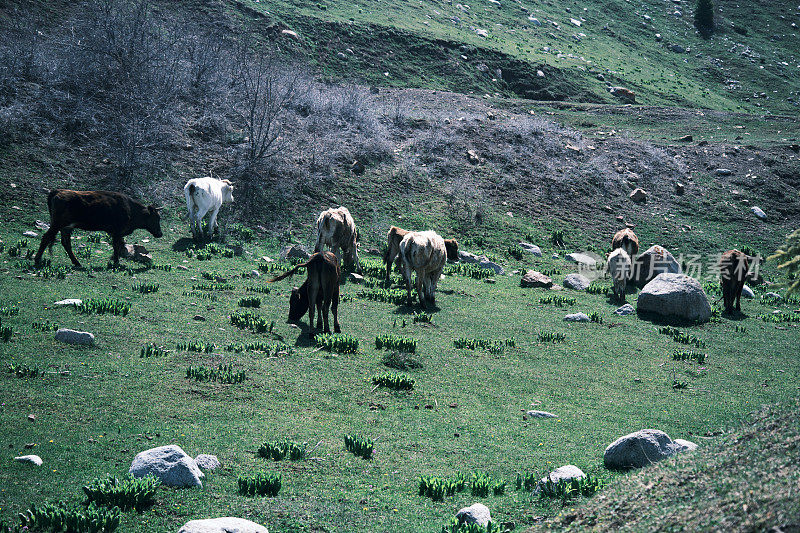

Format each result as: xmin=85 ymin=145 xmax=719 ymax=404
xmin=675 ymin=182 xmax=685 ymax=195
xmin=350 ymin=160 xmax=365 ymax=174
xmin=280 ymin=244 xmax=311 ymax=261
xmin=615 ymin=303 xmax=635 ymax=315
xmin=751 ymin=206 xmax=767 ymax=220
xmin=475 ymin=28 xmax=489 ymax=38
xmin=249 ymin=270 xmax=261 ymax=278
xmin=519 ymin=243 xmax=542 ymax=256
xmin=565 ymin=252 xmax=597 ymax=269
xmin=129 ymin=445 xmax=204 ymax=487
xmin=570 ymin=18 xmax=581 ymax=26
xmin=741 ymin=285 xmax=755 ymax=299
xmin=466 ymin=149 xmax=483 ymax=165
xmin=194 ymin=454 xmax=221 ymax=471
xmin=669 ymin=44 xmax=686 ymax=53
xmin=677 ymin=135 xmax=693 ymax=142
xmin=123 ymin=244 xmax=152 ymax=263
xmin=281 ymin=29 xmax=300 ymax=40
xmin=348 ymin=273 xmax=365 ymax=284
xmin=55 ymin=329 xmax=95 ymax=346
xmin=609 ymin=86 xmax=636 ymax=103
xmin=563 ymin=273 xmax=590 ymax=291
xmin=764 ymin=292 xmax=782 ymax=300
xmin=260 ymin=256 xmax=274 ymax=263
xmin=458 ymin=251 xmax=504 ymax=274
xmin=604 ymin=429 xmax=688 ymax=469
xmin=528 ymin=16 xmax=542 ymax=26
xmin=520 ymin=270 xmax=553 ymax=288
xmin=54 ymin=298 xmax=82 ymax=307
xmin=629 ymin=188 xmax=648 ymax=203
xmin=456 ymin=503 xmax=491 ymax=528
xmin=28 ymin=414 xmax=36 ymax=422
xmin=564 ymin=312 xmax=591 ymax=322
xmin=178 ymin=517 xmax=268 ymax=533
xmin=674 ymin=438 xmax=698 ymax=452
xmin=193 ymin=315 xmax=205 ymax=321
xmin=538 ymin=465 xmax=585 ymax=489
xmin=14 ymin=455 xmax=43 ymax=466
xmin=526 ymin=410 xmax=557 ymax=418
xmin=715 ymin=168 xmax=733 ymax=176
xmin=631 ymin=245 xmax=681 ymax=288
xmin=655 ymin=33 xmax=662 ymax=41
xmin=177 ymin=265 xmax=189 ymax=271
xmin=638 ymin=273 xmax=712 ymax=322
xmin=36 ymin=220 xmax=50 ymax=230
xmin=537 ymin=70 xmax=545 ymax=77
xmin=23 ymin=231 xmax=38 ymax=238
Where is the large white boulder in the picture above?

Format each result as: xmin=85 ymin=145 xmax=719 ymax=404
xmin=519 ymin=242 xmax=542 ymax=256
xmin=14 ymin=455 xmax=43 ymax=466
xmin=55 ymin=329 xmax=95 ymax=346
xmin=129 ymin=445 xmax=204 ymax=487
xmin=455 ymin=503 xmax=491 ymax=527
xmin=631 ymin=245 xmax=681 ymax=288
xmin=563 ymin=273 xmax=590 ymax=291
xmin=178 ymin=517 xmax=268 ymax=533
xmin=637 ymin=273 xmax=711 ymax=322
xmin=604 ymin=429 xmax=686 ymax=469
xmin=458 ymin=251 xmax=504 ymax=274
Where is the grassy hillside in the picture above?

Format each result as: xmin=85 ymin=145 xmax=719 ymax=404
xmin=234 ymin=0 xmax=800 ymax=114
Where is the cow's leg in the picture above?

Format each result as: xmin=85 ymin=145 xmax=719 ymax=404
xmin=60 ymin=228 xmax=81 ymax=267
xmin=321 ymin=295 xmax=331 ymax=333
xmin=332 ymin=285 xmax=341 ymax=333
xmin=415 ymin=270 xmax=425 ymax=307
xmin=735 ymin=282 xmax=744 ymax=312
xmin=195 ymin=205 xmax=211 ymax=242
xmin=721 ymin=281 xmax=731 ymax=314
xmin=110 ymin=233 xmax=125 ymax=266
xmin=34 ymin=227 xmax=60 ymax=266
xmin=402 ymin=261 xmax=414 ymax=306
xmin=307 ymin=283 xmax=319 ymax=335
xmin=385 ymin=248 xmax=396 ymax=280
xmin=207 ymin=205 xmax=221 ymax=238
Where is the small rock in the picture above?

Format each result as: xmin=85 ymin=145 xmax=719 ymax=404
xmin=281 ymin=29 xmax=300 ymax=40
xmin=519 ymin=243 xmax=542 ymax=256
xmin=177 ymin=265 xmax=189 ymax=271
xmin=675 ymin=182 xmax=685 ymax=195
xmin=538 ymin=465 xmax=585 ymax=489
xmin=178 ymin=517 xmax=268 ymax=533
xmin=741 ymin=285 xmax=755 ymax=299
xmin=604 ymin=429 xmax=684 ymax=469
xmin=669 ymin=44 xmax=686 ymax=53
xmin=615 ymin=303 xmax=635 ymax=315
xmin=194 ymin=454 xmax=221 ymax=470
xmin=348 ymin=273 xmax=365 ymax=284
xmin=521 ymin=270 xmax=553 ymax=288
xmin=23 ymin=231 xmax=38 ymax=238
xmin=565 ymin=252 xmax=597 ymax=269
xmin=674 ymin=438 xmax=698 ymax=452
xmin=764 ymin=292 xmax=782 ymax=300
xmin=193 ymin=315 xmax=205 ymax=321
xmin=526 ymin=410 xmax=557 ymax=418
xmin=564 ymin=312 xmax=591 ymax=322
xmin=563 ymin=273 xmax=590 ymax=291
xmin=466 ymin=149 xmax=483 ymax=165
xmin=609 ymin=86 xmax=636 ymax=104
xmin=55 ymin=329 xmax=95 ymax=346
xmin=350 ymin=160 xmax=365 ymax=174
xmin=751 ymin=206 xmax=767 ymax=220
xmin=53 ymin=298 xmax=82 ymax=307
xmin=260 ymin=256 xmax=274 ymax=263
xmin=456 ymin=503 xmax=491 ymax=527
xmin=280 ymin=244 xmax=311 ymax=261
xmin=629 ymin=188 xmax=648 ymax=203
xmin=14 ymin=455 xmax=43 ymax=466
xmin=638 ymin=273 xmax=711 ymax=322
xmin=678 ymin=134 xmax=693 ymax=142
xmin=249 ymin=270 xmax=260 ymax=278
xmin=123 ymin=244 xmax=152 ymax=263
xmin=715 ymin=168 xmax=733 ymax=176
xmin=28 ymin=414 xmax=35 ymax=422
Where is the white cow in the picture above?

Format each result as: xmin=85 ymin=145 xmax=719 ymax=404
xmin=607 ymin=248 xmax=632 ymax=302
xmin=399 ymin=230 xmax=450 ymax=308
xmin=315 ymin=206 xmax=359 ymax=271
xmin=183 ymin=176 xmax=234 ymax=242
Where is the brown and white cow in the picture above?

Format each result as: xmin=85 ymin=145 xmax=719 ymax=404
xmin=268 ymin=251 xmax=341 ymax=335
xmin=315 ymin=207 xmax=359 ymax=272
xmin=34 ymin=189 xmax=162 ymax=267
xmin=398 ymin=230 xmax=455 ymax=307
xmin=719 ymin=249 xmax=762 ymax=315
xmin=384 ymin=226 xmax=458 ymax=281
xmin=611 ymin=228 xmax=639 ymax=258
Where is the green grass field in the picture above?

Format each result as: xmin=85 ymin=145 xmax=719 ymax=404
xmin=1 ymin=215 xmax=798 ymax=531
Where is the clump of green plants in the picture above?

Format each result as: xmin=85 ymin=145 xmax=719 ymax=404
xmin=358 ymin=259 xmax=386 ymax=278
xmin=245 ymin=286 xmax=271 ymax=294
xmin=230 ymin=311 xmax=274 ymax=334
xmin=412 ymin=311 xmax=433 ymax=323
xmin=78 ymin=298 xmax=130 ymax=316
xmin=550 ymin=229 xmax=565 ymax=248
xmin=258 ymin=439 xmax=307 ymax=461
xmin=471 ymin=471 xmax=492 ymax=497
xmin=589 ymin=311 xmax=603 ymax=324
xmin=17 ymin=501 xmax=121 ymax=532
xmin=83 ymin=474 xmax=160 ymax=511
xmin=418 ymin=474 xmax=467 ymax=502
xmin=87 ymin=233 xmax=102 ymax=243
xmin=453 ymin=338 xmax=515 ymax=353
xmin=132 ymin=282 xmax=159 ymax=294
xmin=175 ymin=341 xmax=216 ymax=353
xmin=192 ymin=282 xmax=235 ymax=291
xmin=759 ymin=311 xmax=800 ymax=323
xmin=181 ymin=290 xmax=218 ymax=301
xmin=444 ymin=263 xmax=494 ymax=280
xmin=372 ymin=372 xmax=415 ymax=391
xmin=375 ymin=334 xmax=417 ymax=353
xmin=507 ymin=246 xmax=523 ymax=261
xmin=225 ymin=341 xmax=293 ymax=355
xmin=238 ymin=296 xmax=261 ymax=308
xmin=586 ymin=284 xmax=610 ymax=295
xmin=539 ymin=474 xmax=607 ymax=501
xmin=193 ymin=242 xmax=234 ymax=260
xmin=673 ymin=350 xmax=707 ymax=364
xmin=538 ymin=331 xmax=566 ymax=343
xmin=237 ymin=472 xmax=281 ymax=497
xmin=541 ymin=268 xmax=561 ymax=276
xmin=139 ymin=344 xmax=167 ymax=358
xmin=186 ymin=363 xmax=245 ymax=383
xmin=31 ymin=321 xmax=59 ymax=332
xmin=735 ymin=325 xmax=747 ymax=333
xmin=0 ymin=324 xmax=13 ymax=342
xmin=356 ymin=287 xmax=408 ymax=305
xmin=0 ymin=306 xmax=20 ymax=316
xmin=539 ymin=295 xmax=576 ymax=307
xmin=149 ymin=263 xmax=172 ymax=272
xmin=231 ymin=223 xmax=255 ymax=242
xmin=315 ymin=333 xmax=359 ymax=354
xmin=382 ymin=351 xmax=422 ymax=370
xmin=344 ymin=434 xmax=373 ymax=459
xmin=7 ymin=363 xmax=40 ymax=378
xmin=35 ymin=264 xmax=70 ymax=279
xmin=657 ymin=326 xmax=706 ymax=348
xmin=672 ymin=379 xmax=689 ymax=390
xmin=515 ymin=472 xmax=538 ymax=492
xmin=761 ymin=293 xmax=784 ymax=305
xmin=8 ymin=239 xmax=28 ymax=257
xmin=440 ymin=517 xmax=506 ymax=533
xmin=201 ymin=271 xmax=227 ymax=282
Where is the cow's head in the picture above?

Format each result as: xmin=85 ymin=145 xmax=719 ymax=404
xmin=145 ymin=205 xmax=163 ymax=238
xmin=221 ymin=179 xmax=234 ymax=203
xmin=444 ymin=239 xmax=459 ymax=261
xmin=288 ymin=282 xmax=309 ymax=321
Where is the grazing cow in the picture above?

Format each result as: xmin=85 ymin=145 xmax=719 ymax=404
xmin=315 ymin=206 xmax=359 ymax=272
xmin=399 ymin=230 xmax=451 ymax=307
xmin=611 ymin=228 xmax=639 ymax=258
xmin=606 ymin=248 xmax=632 ymax=302
xmin=384 ymin=226 xmax=458 ymax=281
xmin=268 ymin=252 xmax=341 ymax=335
xmin=184 ymin=176 xmax=234 ymax=242
xmin=719 ymin=249 xmax=762 ymax=315
xmin=34 ymin=190 xmax=162 ymax=267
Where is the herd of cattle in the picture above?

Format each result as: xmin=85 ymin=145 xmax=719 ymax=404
xmin=31 ymin=175 xmax=761 ymax=334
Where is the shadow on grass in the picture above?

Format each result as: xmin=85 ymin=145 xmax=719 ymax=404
xmin=635 ymin=309 xmax=711 ymax=327
xmin=172 ymin=237 xmax=196 ymax=253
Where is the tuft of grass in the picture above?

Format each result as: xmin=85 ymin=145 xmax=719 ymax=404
xmin=7 ymin=363 xmax=41 ymax=378
xmin=78 ymin=298 xmax=130 ymax=316
xmin=132 ymin=282 xmax=159 ymax=294
xmin=375 ymin=334 xmax=417 ymax=353
xmin=238 ymin=296 xmax=261 ymax=308
xmin=538 ymin=331 xmax=566 ymax=343
xmin=538 ymin=473 xmax=607 ymax=501
xmin=315 ymin=333 xmax=359 ymax=354
xmin=237 ymin=472 xmax=281 ymax=497
xmin=539 ymin=295 xmax=576 ymax=307
xmin=371 ymin=372 xmax=415 ymax=391
xmin=344 ymin=434 xmax=373 ymax=460
xmin=185 ymin=363 xmax=246 ymax=384
xmin=230 ymin=311 xmax=274 ymax=333
xmin=17 ymin=501 xmax=121 ymax=531
xmin=258 ymin=439 xmax=307 ymax=461
xmin=82 ymin=474 xmax=160 ymax=511
xmin=658 ymin=326 xmax=706 ymax=348
xmin=139 ymin=343 xmax=167 ymax=358
xmin=672 ymin=350 xmax=707 ymax=364
xmin=356 ymin=287 xmax=407 ymax=305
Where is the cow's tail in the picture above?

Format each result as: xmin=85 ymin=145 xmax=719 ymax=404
xmin=267 ymin=260 xmax=311 ymax=283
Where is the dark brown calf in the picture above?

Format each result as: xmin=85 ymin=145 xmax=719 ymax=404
xmin=34 ymin=189 xmax=163 ymax=267
xmin=269 ymin=252 xmax=341 ymax=335
xmin=719 ymin=249 xmax=759 ymax=315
